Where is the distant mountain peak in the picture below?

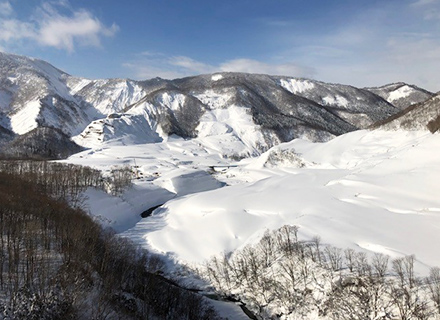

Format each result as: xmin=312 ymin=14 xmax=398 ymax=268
xmin=372 ymin=93 xmax=440 ymax=131
xmin=366 ymin=82 xmax=433 ymax=109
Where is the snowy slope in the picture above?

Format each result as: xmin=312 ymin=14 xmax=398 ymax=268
xmin=2 ymin=127 xmax=83 ymax=159
xmin=73 ymin=113 xmax=162 ymax=148
xmin=175 ymin=73 xmax=396 ymax=138
xmin=66 ymin=77 xmax=148 ymax=116
xmin=67 ymin=116 xmax=440 ymax=276
xmin=278 ymin=77 xmax=399 ymax=128
xmin=0 ymin=52 xmax=151 ymax=138
xmin=0 ymin=52 xmax=91 ymax=136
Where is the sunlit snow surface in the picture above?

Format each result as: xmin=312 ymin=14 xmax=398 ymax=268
xmin=65 ymin=136 xmax=231 ymax=231
xmin=10 ymin=100 xmax=41 ymax=134
xmin=211 ymin=74 xmax=224 ymax=81
xmin=280 ymin=78 xmax=315 ymax=94
xmin=387 ymin=85 xmax=414 ymax=102
xmin=67 ymin=129 xmax=440 ymax=274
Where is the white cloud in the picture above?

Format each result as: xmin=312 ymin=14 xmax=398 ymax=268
xmin=0 ymin=1 xmax=12 ymax=16
xmin=0 ymin=1 xmax=118 ymax=52
xmin=140 ymin=51 xmax=165 ymax=57
xmin=0 ymin=19 xmax=36 ymax=42
xmin=38 ymin=9 xmax=118 ymax=52
xmin=168 ymin=56 xmax=215 ymax=74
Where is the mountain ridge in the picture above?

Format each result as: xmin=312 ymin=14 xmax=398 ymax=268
xmin=0 ymin=52 xmax=435 ymax=158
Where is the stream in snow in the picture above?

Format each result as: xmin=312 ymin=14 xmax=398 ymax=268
xmin=122 ymin=204 xmax=255 ymax=320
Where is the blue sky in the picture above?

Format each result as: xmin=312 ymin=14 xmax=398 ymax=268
xmin=0 ymin=0 xmax=439 ymax=91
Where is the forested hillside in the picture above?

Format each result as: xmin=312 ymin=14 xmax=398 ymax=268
xmin=0 ymin=164 xmax=221 ymax=320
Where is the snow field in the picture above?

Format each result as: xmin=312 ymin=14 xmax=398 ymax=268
xmin=117 ymin=129 xmax=440 ymax=275
xmin=66 ymin=110 xmax=440 ymax=276
xmin=64 ymin=127 xmax=440 ymax=319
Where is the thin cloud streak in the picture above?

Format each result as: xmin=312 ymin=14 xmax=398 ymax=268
xmin=219 ymin=59 xmax=315 ymax=78
xmin=123 ymin=54 xmax=316 ymax=81
xmin=411 ymin=0 xmax=439 ymax=7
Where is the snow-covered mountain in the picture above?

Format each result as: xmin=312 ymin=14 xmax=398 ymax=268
xmin=1 ymin=127 xmax=83 ymax=159
xmin=0 ymin=52 xmax=433 ymax=158
xmin=0 ymin=52 xmax=91 ymax=136
xmin=366 ymin=82 xmax=434 ymax=110
xmin=61 ymin=91 xmax=440 ymax=272
xmin=66 ymin=77 xmax=156 ymax=117
xmin=373 ymin=92 xmax=440 ymax=132
xmin=62 ymin=99 xmax=440 ymax=277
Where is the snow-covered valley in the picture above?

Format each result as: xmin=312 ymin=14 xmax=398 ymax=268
xmin=57 ymin=123 xmax=440 ymax=319
xmin=65 ymin=128 xmax=440 ymax=276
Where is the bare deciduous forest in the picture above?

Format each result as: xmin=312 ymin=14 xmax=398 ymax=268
xmin=0 ymin=165 xmax=221 ymax=320
xmin=201 ymin=226 xmax=440 ymax=319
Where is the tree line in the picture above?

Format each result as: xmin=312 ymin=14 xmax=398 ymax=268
xmin=0 ymin=160 xmax=133 ymax=201
xmin=201 ymin=225 xmax=440 ymax=319
xmin=0 ymin=168 xmax=221 ymax=319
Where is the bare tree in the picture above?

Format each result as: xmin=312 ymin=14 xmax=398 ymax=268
xmin=426 ymin=267 xmax=440 ymax=314
xmin=325 ymin=246 xmax=343 ymax=271
xmin=372 ymin=253 xmax=389 ymax=279
xmin=344 ymin=248 xmax=356 ymax=272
